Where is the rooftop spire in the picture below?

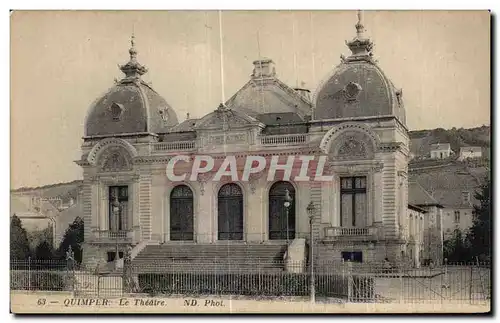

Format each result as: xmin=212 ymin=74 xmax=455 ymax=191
xmin=345 ymin=10 xmax=374 ymax=60
xmin=129 ymin=33 xmax=137 ymax=58
xmin=120 ymin=33 xmax=148 ymax=80
xmin=355 ymin=10 xmax=364 ymax=38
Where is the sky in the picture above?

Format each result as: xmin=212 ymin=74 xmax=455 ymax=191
xmin=10 ymin=10 xmax=490 ymax=189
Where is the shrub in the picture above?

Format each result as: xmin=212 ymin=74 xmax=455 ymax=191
xmin=137 ymin=272 xmax=373 ymax=301
xmin=10 ymin=270 xmax=69 ymax=291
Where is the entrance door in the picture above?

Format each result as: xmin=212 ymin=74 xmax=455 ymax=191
xmin=170 ymin=185 xmax=194 ymax=241
xmin=217 ymin=183 xmax=244 ymax=240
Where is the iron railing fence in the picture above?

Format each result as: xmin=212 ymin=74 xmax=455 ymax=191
xmin=10 ymin=259 xmax=491 ymax=304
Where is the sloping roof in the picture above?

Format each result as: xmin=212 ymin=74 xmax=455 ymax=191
xmin=408 ymin=181 xmax=442 ymax=207
xmin=460 ymin=146 xmax=482 ymax=153
xmin=168 ymin=118 xmax=199 ymax=133
xmin=409 ymin=164 xmax=485 ymax=208
xmin=429 ymin=143 xmax=451 ymax=151
xmin=255 ymin=112 xmax=304 ymax=125
xmin=408 ymin=204 xmax=428 ymax=213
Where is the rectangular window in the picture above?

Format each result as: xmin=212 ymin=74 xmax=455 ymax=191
xmin=109 ymin=186 xmax=129 ymax=231
xmin=462 ymin=191 xmax=470 ymax=204
xmin=340 ymin=176 xmax=367 ymax=227
xmin=341 ymin=251 xmax=363 ymax=263
xmin=454 ymin=211 xmax=460 ymax=224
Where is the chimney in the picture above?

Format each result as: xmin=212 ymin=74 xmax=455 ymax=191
xmin=252 ymin=58 xmax=276 ymax=79
xmin=294 ymin=87 xmax=311 ymax=102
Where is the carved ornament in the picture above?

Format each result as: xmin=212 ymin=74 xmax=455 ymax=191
xmin=197 ymin=172 xmax=214 ymax=196
xmin=337 ymin=136 xmax=367 ymax=159
xmin=248 ymin=172 xmax=264 ymax=194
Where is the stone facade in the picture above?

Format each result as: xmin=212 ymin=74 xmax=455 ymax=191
xmin=77 ymin=14 xmax=428 ymax=268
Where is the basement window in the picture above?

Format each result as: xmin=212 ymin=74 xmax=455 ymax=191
xmin=107 ymin=251 xmax=124 ymax=262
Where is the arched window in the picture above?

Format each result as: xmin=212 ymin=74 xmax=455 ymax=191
xmin=170 ymin=185 xmax=194 ymax=241
xmin=218 ymin=183 xmax=243 ymax=240
xmin=268 ymin=181 xmax=296 ymax=240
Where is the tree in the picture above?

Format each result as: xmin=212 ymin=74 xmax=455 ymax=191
xmin=10 ymin=214 xmax=31 ymax=261
xmin=57 ymin=217 xmax=84 ymax=263
xmin=443 ymin=229 xmax=470 ymax=262
xmin=35 ymin=240 xmax=54 ymax=260
xmin=28 ymin=226 xmax=53 ymax=251
xmin=467 ymin=176 xmax=491 ymax=261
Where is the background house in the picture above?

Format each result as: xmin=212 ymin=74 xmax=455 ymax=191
xmin=429 ymin=143 xmax=452 ymax=159
xmin=458 ymin=146 xmax=482 ymax=161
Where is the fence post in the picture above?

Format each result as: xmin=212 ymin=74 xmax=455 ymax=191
xmin=28 ymin=256 xmax=31 ymax=292
xmin=399 ymin=262 xmax=403 ymax=304
xmin=347 ymin=260 xmax=352 ymax=302
xmin=469 ymin=264 xmax=473 ymax=304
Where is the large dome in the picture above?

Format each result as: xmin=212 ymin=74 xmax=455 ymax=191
xmin=314 ymin=13 xmax=406 ymax=125
xmin=85 ymin=38 xmax=178 ymax=137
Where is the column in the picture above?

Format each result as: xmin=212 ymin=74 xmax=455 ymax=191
xmin=373 ymin=170 xmax=383 ymax=224
xmin=91 ymin=181 xmax=100 ymax=228
xmin=321 ymin=181 xmax=332 ymax=225
xmin=196 ymin=181 xmax=213 ymax=243
xmin=132 ymin=180 xmax=141 ymax=242
xmin=296 ymin=182 xmax=309 ymax=237
xmin=163 ymin=183 xmax=170 ymax=243
xmin=246 ymin=181 xmax=262 ymax=242
xmin=367 ymin=172 xmax=374 ymax=227
xmin=99 ymin=182 xmax=108 ymax=230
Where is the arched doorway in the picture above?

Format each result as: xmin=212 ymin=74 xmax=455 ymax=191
xmin=170 ymin=185 xmax=194 ymax=241
xmin=218 ymin=183 xmax=244 ymax=240
xmin=268 ymin=181 xmax=296 ymax=240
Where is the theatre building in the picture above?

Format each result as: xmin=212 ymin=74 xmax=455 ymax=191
xmin=77 ymin=16 xmax=429 ymax=271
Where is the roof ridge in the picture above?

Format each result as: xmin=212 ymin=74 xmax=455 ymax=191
xmin=11 ymin=180 xmax=84 ymax=192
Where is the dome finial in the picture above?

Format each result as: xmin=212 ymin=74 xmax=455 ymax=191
xmin=129 ymin=33 xmax=137 ymax=60
xmin=120 ymin=32 xmax=147 ymax=80
xmin=345 ymin=10 xmax=374 ymax=60
xmin=356 ymin=10 xmax=364 ymax=38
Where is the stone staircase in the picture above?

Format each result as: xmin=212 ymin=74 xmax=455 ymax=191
xmin=132 ymin=243 xmax=288 ymax=273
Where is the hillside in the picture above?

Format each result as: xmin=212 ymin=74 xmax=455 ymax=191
xmin=409 ymin=125 xmax=490 ymax=158
xmin=11 ymin=180 xmax=83 ymax=204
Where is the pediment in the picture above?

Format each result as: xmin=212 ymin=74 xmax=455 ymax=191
xmin=194 ymin=105 xmax=263 ymax=130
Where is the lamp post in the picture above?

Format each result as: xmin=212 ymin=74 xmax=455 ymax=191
xmin=307 ymin=201 xmax=316 ymax=304
xmin=283 ymin=188 xmax=293 ymax=244
xmin=111 ymin=195 xmax=121 ymax=270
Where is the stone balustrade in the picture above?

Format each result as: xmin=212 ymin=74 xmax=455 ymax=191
xmin=152 ymin=141 xmax=196 ymax=153
xmin=91 ymin=228 xmax=138 ymax=244
xmin=324 ymin=226 xmax=379 ymax=240
xmin=149 ymin=134 xmax=309 ymax=153
xmin=259 ymin=133 xmax=307 ymax=146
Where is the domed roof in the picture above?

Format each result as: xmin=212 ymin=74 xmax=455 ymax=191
xmin=85 ymin=36 xmax=178 ymax=137
xmin=224 ymin=59 xmax=312 ymax=118
xmin=314 ymin=12 xmax=406 ymax=125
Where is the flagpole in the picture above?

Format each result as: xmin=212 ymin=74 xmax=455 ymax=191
xmin=292 ymin=12 xmax=298 ymax=88
xmin=310 ymin=11 xmax=316 ymax=86
xmin=257 ymin=30 xmax=265 ymax=113
xmin=218 ymin=10 xmax=225 ymax=104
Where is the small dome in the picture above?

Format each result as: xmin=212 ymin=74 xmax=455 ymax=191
xmin=314 ymin=12 xmax=405 ymax=124
xmin=85 ymin=36 xmax=178 ymax=137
